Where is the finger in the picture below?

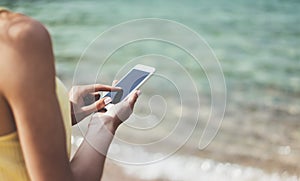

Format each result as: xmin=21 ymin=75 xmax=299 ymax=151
xmin=112 ymin=80 xmax=118 ymax=86
xmin=127 ymin=90 xmax=140 ymax=109
xmin=81 ymin=84 xmax=122 ymax=94
xmin=96 ymin=97 xmax=112 ymax=110
xmin=82 ymin=97 xmax=112 ymax=115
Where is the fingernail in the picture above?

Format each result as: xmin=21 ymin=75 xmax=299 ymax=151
xmin=115 ymin=87 xmax=122 ymax=91
xmin=104 ymin=97 xmax=112 ymax=105
xmin=136 ymin=90 xmax=141 ymax=96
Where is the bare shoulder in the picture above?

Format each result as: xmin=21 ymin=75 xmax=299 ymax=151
xmin=0 ymin=11 xmax=55 ymax=95
xmin=0 ymin=10 xmax=51 ymax=50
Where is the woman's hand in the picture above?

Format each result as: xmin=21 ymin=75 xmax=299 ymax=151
xmin=104 ymin=89 xmax=140 ymax=126
xmin=84 ymin=90 xmax=140 ymax=154
xmin=69 ymin=84 xmax=121 ymax=125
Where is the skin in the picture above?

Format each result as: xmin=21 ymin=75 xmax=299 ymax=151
xmin=0 ymin=10 xmax=138 ymax=181
xmin=69 ymin=83 xmax=122 ymax=125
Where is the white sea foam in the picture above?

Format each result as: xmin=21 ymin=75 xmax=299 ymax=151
xmin=112 ymin=144 xmax=299 ymax=181
xmin=122 ymin=156 xmax=299 ymax=181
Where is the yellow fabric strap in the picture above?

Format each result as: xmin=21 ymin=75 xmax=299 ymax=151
xmin=0 ymin=7 xmax=8 ymax=12
xmin=0 ymin=132 xmax=17 ymax=142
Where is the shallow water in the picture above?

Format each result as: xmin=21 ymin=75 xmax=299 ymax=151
xmin=3 ymin=0 xmax=300 ymax=179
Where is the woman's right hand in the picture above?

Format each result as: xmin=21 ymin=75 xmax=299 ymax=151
xmin=69 ymin=84 xmax=122 ymax=125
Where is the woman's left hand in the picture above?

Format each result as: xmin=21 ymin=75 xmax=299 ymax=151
xmin=69 ymin=84 xmax=121 ymax=125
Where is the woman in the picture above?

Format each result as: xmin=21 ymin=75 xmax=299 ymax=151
xmin=0 ymin=8 xmax=139 ymax=180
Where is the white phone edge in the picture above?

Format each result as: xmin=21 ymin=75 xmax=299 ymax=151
xmin=104 ymin=64 xmax=155 ymax=108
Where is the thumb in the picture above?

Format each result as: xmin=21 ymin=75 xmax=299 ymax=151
xmin=82 ymin=97 xmax=112 ymax=114
xmin=127 ymin=90 xmax=140 ymax=109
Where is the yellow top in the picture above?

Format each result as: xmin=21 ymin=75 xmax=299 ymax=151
xmin=0 ymin=77 xmax=72 ymax=180
xmin=0 ymin=7 xmax=7 ymax=12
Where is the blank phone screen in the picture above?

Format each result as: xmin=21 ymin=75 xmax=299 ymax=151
xmin=104 ymin=69 xmax=149 ymax=104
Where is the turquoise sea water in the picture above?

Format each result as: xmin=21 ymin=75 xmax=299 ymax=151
xmin=2 ymin=0 xmax=300 ymax=180
xmin=4 ymin=0 xmax=299 ymax=102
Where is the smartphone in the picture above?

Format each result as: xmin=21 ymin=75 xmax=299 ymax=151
xmin=103 ymin=64 xmax=155 ymax=104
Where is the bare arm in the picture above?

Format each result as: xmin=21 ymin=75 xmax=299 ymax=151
xmin=0 ymin=12 xmax=137 ymax=181
xmin=0 ymin=14 xmax=73 ymax=180
xmin=71 ymin=92 xmax=139 ymax=180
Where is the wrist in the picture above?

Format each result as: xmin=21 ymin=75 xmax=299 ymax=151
xmin=100 ymin=115 xmax=121 ymax=134
xmin=84 ymin=113 xmax=120 ymax=154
